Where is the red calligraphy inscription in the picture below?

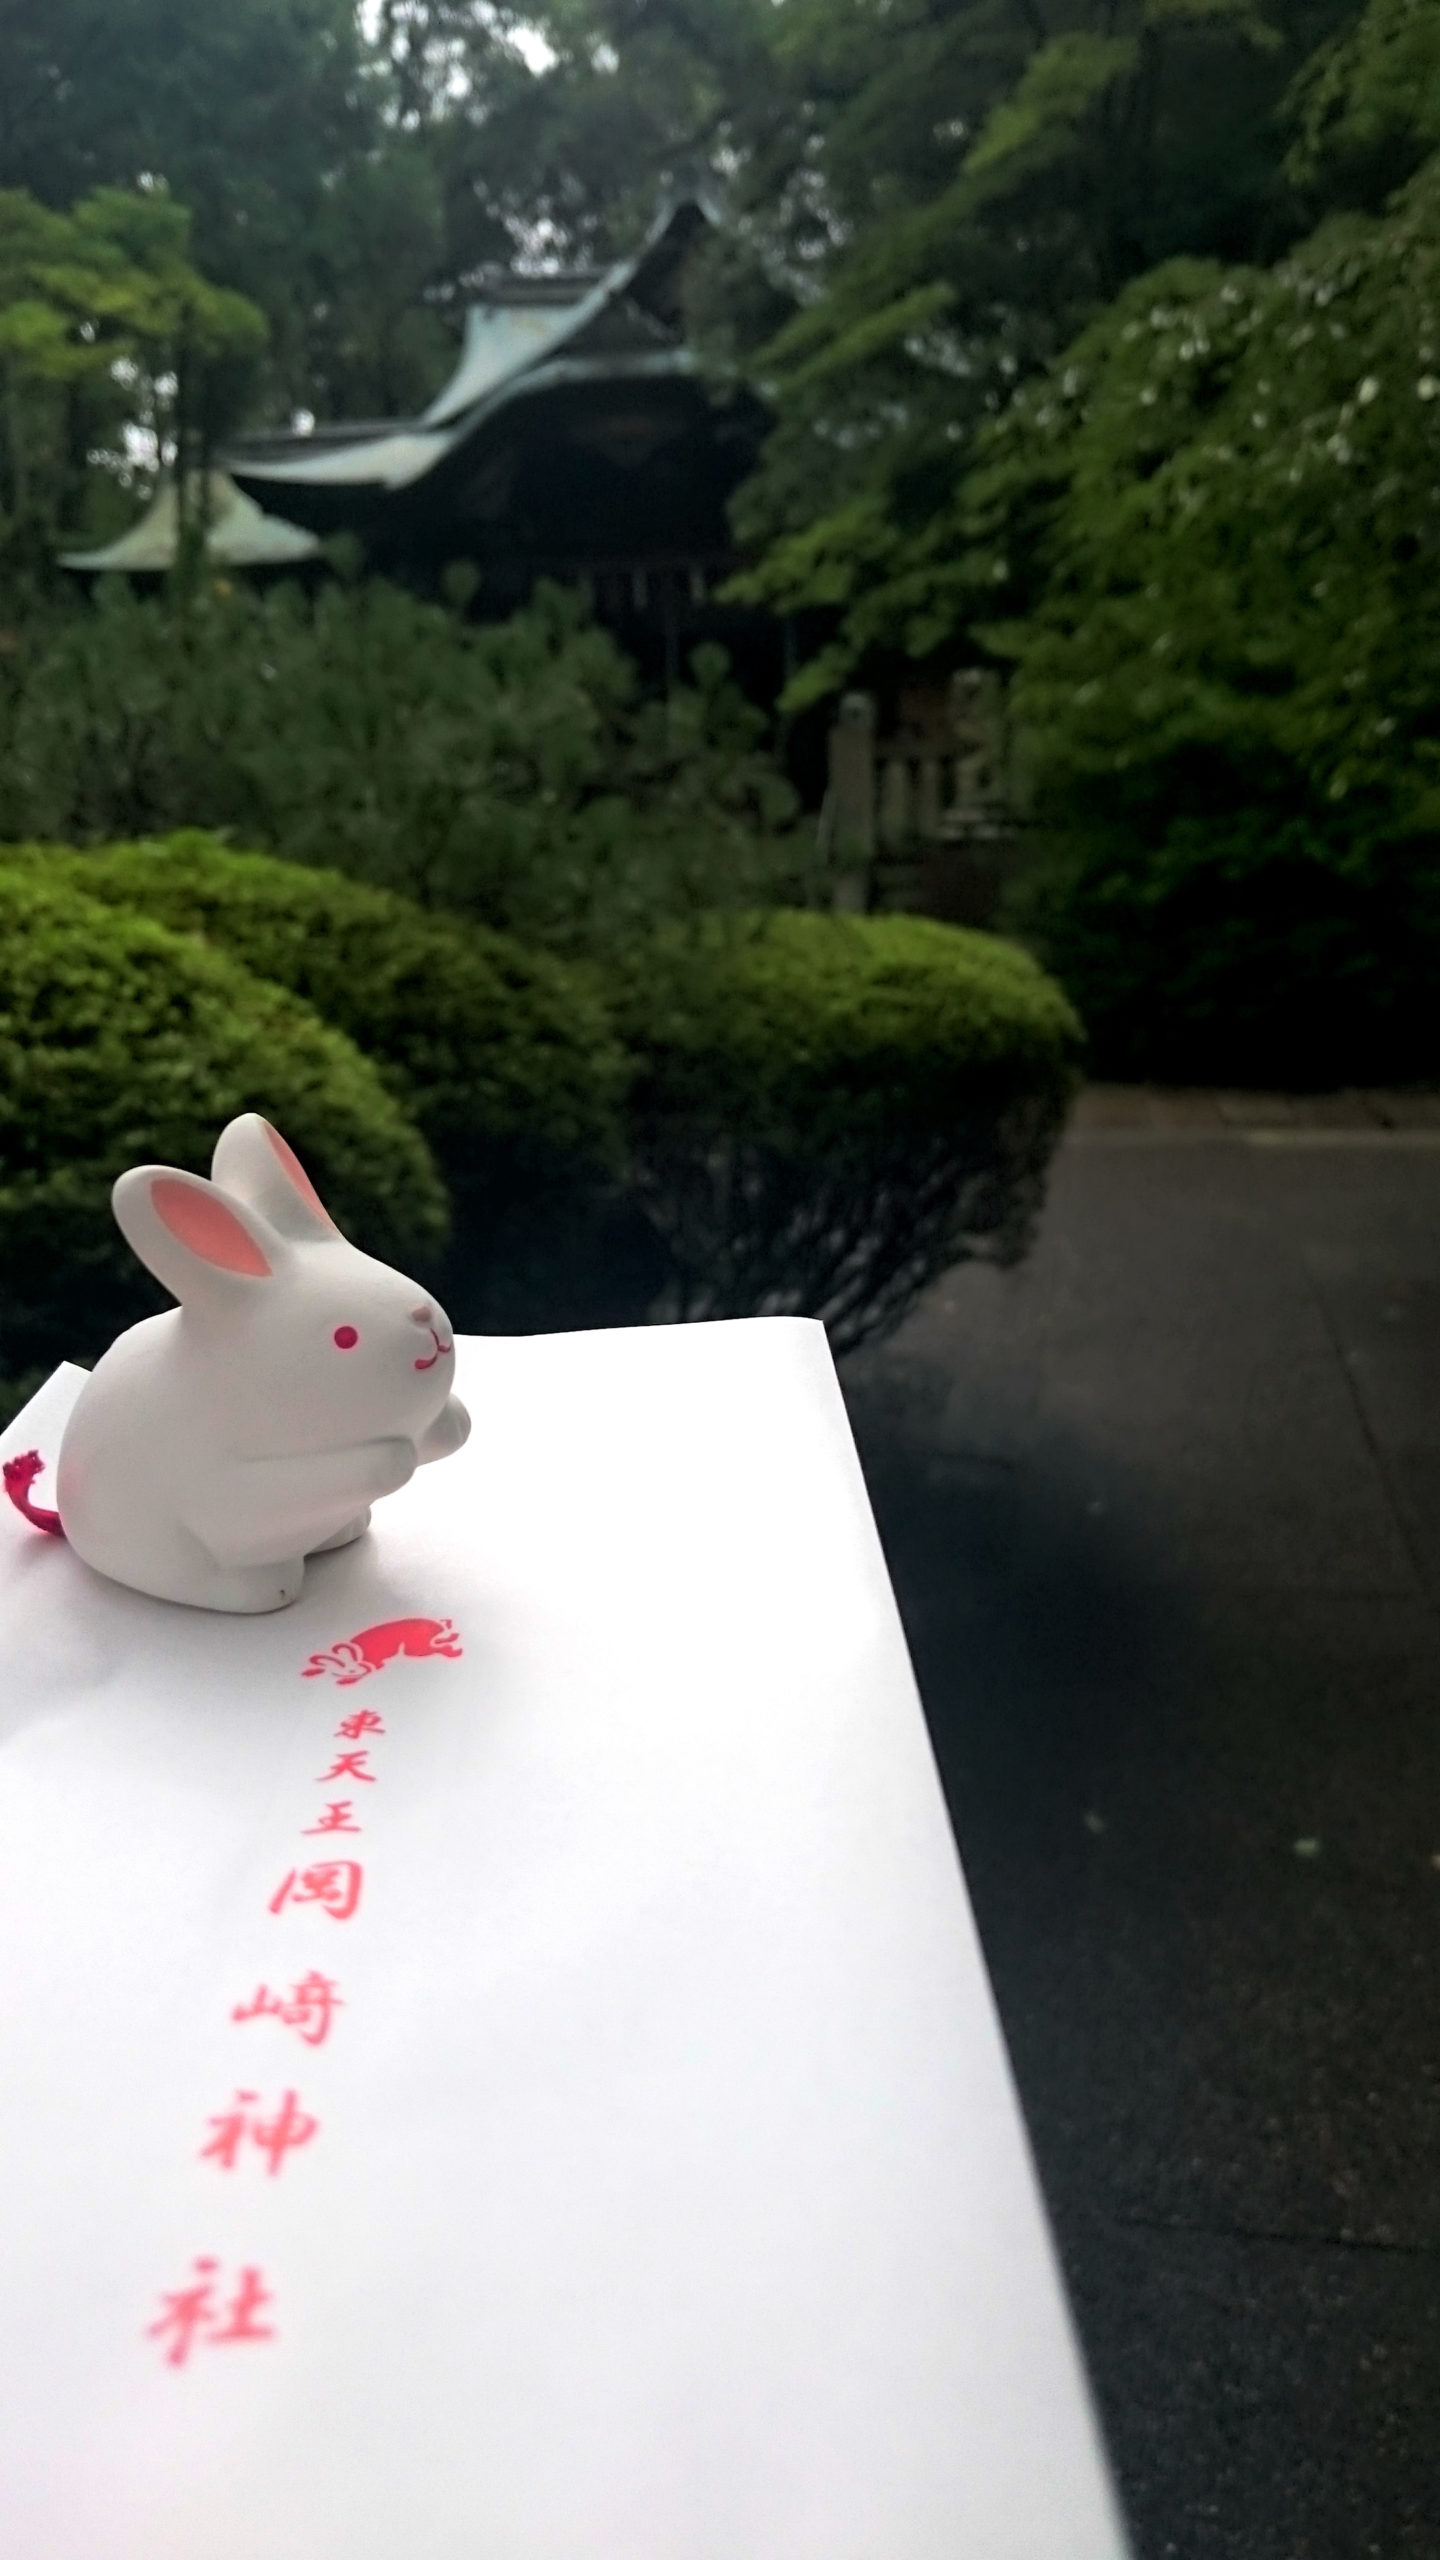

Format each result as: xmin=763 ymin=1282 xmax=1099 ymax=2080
xmin=318 ymin=1748 xmax=375 ymax=1784
xmin=147 ymin=2259 xmax=276 ymax=2366
xmin=232 ymin=1971 xmax=343 ymax=2048
xmin=304 ymin=1799 xmax=362 ymax=1836
xmin=268 ymin=1860 xmax=362 ymax=1921
xmin=201 ymin=2088 xmax=319 ymax=2177
xmin=336 ymin=1708 xmax=385 ymax=1740
xmin=301 ymin=1617 xmax=462 ymax=1687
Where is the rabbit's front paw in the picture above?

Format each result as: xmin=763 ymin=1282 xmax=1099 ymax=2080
xmin=417 ymin=1394 xmax=471 ymax=1465
xmin=368 ymin=1436 xmax=418 ymax=1498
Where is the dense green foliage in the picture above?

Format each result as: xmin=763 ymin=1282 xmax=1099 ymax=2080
xmin=0 ymin=0 xmax=390 ymax=424
xmin=0 ymin=869 xmax=448 ymax=1375
xmin=0 ymin=843 xmax=1082 ymax=1364
xmin=1285 ymin=0 xmax=1440 ymax=213
xmin=946 ymin=136 xmax=1440 ymax=1077
xmin=607 ymin=911 xmax=1083 ymax=1349
xmin=2 ymin=0 xmax=1418 ymax=726
xmin=713 ymin=0 xmax=1353 ymax=703
xmin=8 ymin=0 xmax=1435 ymax=1094
xmin=8 ymin=832 xmax=629 ymax=1169
xmin=0 ymin=0 xmax=1364 ymax=613
xmin=0 ymin=0 xmax=774 ymax=420
xmin=0 ymin=581 xmax=800 ymax=953
xmin=0 ymin=186 xmax=266 ymax=574
xmin=3 ymin=830 xmax=636 ymax=1333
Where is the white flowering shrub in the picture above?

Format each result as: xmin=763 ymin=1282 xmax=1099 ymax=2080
xmin=949 ymin=144 xmax=1440 ymax=1078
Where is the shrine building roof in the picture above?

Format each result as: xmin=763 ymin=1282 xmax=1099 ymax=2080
xmin=223 ymin=193 xmax=715 ymax=531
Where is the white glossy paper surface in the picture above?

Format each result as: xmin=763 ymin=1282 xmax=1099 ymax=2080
xmin=0 ymin=1320 xmax=1128 ymax=2559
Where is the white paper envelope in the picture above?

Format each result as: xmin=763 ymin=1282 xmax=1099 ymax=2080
xmin=0 ymin=1319 xmax=1128 ymax=2559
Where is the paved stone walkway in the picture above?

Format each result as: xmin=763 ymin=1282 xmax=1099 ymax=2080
xmin=1073 ymin=1084 xmax=1440 ymax=1134
xmin=841 ymin=1096 xmax=1440 ymax=2560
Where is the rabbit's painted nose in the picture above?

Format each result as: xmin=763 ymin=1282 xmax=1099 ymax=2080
xmin=410 ymin=1305 xmax=433 ymax=1326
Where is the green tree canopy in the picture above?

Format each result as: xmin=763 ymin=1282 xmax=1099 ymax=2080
xmin=716 ymin=0 xmax=1356 ymax=702
xmin=938 ymin=88 xmax=1440 ymax=1076
xmin=0 ymin=185 xmax=265 ymax=568
xmin=0 ymin=0 xmax=766 ymax=425
xmin=0 ymin=0 xmax=375 ymax=416
xmin=0 ymin=0 xmax=1423 ymax=684
xmin=958 ymin=156 xmax=1440 ymax=837
xmin=1285 ymin=0 xmax=1440 ymax=211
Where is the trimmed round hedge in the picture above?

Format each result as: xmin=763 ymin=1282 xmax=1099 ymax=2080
xmin=603 ymin=910 xmax=1083 ymax=1351
xmin=1 ymin=832 xmax=638 ymax=1332
xmin=4 ymin=831 xmax=629 ymax=1171
xmin=0 ymin=869 xmax=448 ymax=1373
xmin=0 ymin=839 xmax=1083 ymax=1356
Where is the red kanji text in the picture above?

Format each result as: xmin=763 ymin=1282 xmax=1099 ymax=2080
xmin=304 ymin=1799 xmax=362 ymax=1836
xmin=146 ymin=2258 xmax=276 ymax=2367
xmin=335 ymin=1708 xmax=385 ymax=1740
xmin=268 ymin=1859 xmax=362 ymax=1921
xmin=232 ymin=1970 xmax=343 ymax=2048
xmin=201 ymin=2087 xmax=319 ymax=2178
xmin=317 ymin=1749 xmax=375 ymax=1785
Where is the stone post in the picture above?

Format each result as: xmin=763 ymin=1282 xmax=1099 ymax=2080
xmin=827 ymin=691 xmax=876 ymax=912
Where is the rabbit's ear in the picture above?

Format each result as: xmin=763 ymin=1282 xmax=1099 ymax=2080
xmin=112 ymin=1166 xmax=283 ymax=1306
xmin=210 ymin=1113 xmax=340 ymax=1244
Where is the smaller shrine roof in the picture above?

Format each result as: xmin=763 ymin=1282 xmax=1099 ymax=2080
xmin=60 ymin=471 xmax=320 ymax=573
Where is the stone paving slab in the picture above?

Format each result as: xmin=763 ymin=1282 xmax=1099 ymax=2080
xmin=1061 ymin=2217 xmax=1440 ymax=2560
xmin=841 ymin=1119 xmax=1440 ymax=2560
xmin=1072 ymin=1084 xmax=1440 ymax=1134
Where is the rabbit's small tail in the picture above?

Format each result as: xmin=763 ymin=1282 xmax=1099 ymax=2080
xmin=2 ymin=1451 xmax=65 ymax=1538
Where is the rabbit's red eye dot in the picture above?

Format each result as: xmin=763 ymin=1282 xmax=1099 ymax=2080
xmin=333 ymin=1324 xmax=359 ymax=1350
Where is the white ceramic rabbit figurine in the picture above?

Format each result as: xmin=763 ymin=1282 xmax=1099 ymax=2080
xmin=49 ymin=1112 xmax=471 ymax=1613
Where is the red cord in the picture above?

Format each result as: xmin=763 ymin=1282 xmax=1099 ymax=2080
xmin=2 ymin=1450 xmax=65 ymax=1537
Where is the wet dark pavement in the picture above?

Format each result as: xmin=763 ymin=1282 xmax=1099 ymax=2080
xmin=840 ymin=1119 xmax=1440 ymax=2560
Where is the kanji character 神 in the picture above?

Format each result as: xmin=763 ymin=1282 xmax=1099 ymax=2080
xmin=335 ymin=1708 xmax=385 ymax=1740
xmin=146 ymin=2258 xmax=275 ymax=2367
xmin=232 ymin=1970 xmax=343 ymax=2048
xmin=304 ymin=1800 xmax=361 ymax=1836
xmin=268 ymin=1860 xmax=362 ymax=1921
xmin=317 ymin=1748 xmax=375 ymax=1784
xmin=201 ymin=2087 xmax=319 ymax=2177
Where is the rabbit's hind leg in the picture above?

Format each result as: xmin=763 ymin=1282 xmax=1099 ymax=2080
xmin=173 ymin=1527 xmax=306 ymax=1612
xmin=69 ymin=1514 xmax=306 ymax=1612
xmin=307 ymin=1509 xmax=372 ymax=1556
xmin=194 ymin=1556 xmax=307 ymax=1612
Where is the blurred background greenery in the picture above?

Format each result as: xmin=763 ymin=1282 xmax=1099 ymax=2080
xmin=0 ymin=0 xmax=1433 ymax=1408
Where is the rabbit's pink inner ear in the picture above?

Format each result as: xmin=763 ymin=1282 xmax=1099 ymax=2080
xmin=263 ymin=1121 xmax=336 ymax=1229
xmin=151 ymin=1178 xmax=273 ymax=1277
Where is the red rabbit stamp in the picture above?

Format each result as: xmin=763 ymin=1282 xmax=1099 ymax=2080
xmin=301 ymin=1617 xmax=463 ymax=1686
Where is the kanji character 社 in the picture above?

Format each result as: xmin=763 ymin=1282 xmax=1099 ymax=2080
xmin=146 ymin=2258 xmax=276 ymax=2366
xmin=146 ymin=2256 xmax=219 ymax=2366
xmin=201 ymin=2088 xmax=319 ymax=2178
xmin=267 ymin=1860 xmax=362 ymax=1921
xmin=232 ymin=1970 xmax=343 ymax=2048
xmin=210 ymin=2264 xmax=276 ymax=2343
